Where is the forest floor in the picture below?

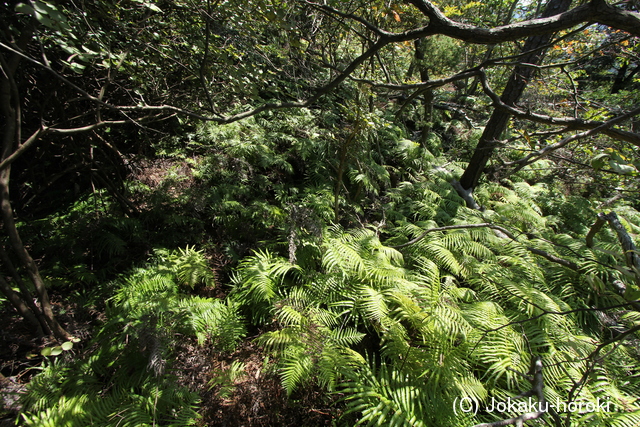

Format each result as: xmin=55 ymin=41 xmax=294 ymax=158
xmin=0 ymin=295 xmax=343 ymax=426
xmin=0 ymin=158 xmax=345 ymax=426
xmin=0 ymin=293 xmax=98 ymax=425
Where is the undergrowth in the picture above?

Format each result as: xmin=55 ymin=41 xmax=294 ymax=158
xmin=11 ymin=105 xmax=640 ymax=426
xmin=18 ymin=248 xmax=245 ymax=427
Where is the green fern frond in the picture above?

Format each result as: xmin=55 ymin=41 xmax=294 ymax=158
xmin=358 ymin=285 xmax=390 ymax=323
xmin=609 ymin=410 xmax=640 ymax=427
xmin=281 ymin=351 xmax=315 ymax=395
xmin=329 ymin=327 xmax=366 ymax=347
xmin=276 ymin=303 xmax=306 ymax=326
xmin=340 ymin=354 xmax=474 ymax=427
xmin=416 ymin=240 xmax=462 ymax=276
xmin=231 ymin=249 xmax=301 ymax=323
xmin=173 ymin=246 xmax=216 ymax=288
xmin=341 ymin=360 xmax=427 ymax=427
xmin=180 ymin=297 xmax=245 ymax=349
xmin=258 ymin=328 xmax=300 ymax=351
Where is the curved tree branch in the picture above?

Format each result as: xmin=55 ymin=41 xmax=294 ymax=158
xmin=472 ymin=357 xmax=548 ymax=427
xmin=478 ymin=71 xmax=640 ymax=149
xmin=407 ymin=0 xmax=640 ymax=42
xmin=2 ymin=0 xmax=639 ymax=174
xmin=505 ymin=106 xmax=640 ymax=173
xmin=391 ymin=221 xmax=579 ymax=270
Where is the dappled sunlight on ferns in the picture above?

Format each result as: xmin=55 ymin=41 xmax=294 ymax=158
xmin=19 ymin=248 xmax=245 ymax=426
xmin=229 ymin=173 xmax=640 ymax=426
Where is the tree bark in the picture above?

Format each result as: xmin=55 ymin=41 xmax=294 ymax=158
xmin=0 ymin=169 xmax=71 ymax=340
xmin=596 ymin=212 xmax=640 ymax=276
xmin=0 ymin=245 xmax=50 ymax=335
xmin=414 ymin=38 xmax=434 ymax=144
xmin=611 ymin=63 xmax=640 ymax=94
xmin=458 ymin=0 xmax=573 ymax=191
xmin=0 ymin=274 xmax=40 ymax=331
xmin=0 ymin=32 xmax=70 ymax=340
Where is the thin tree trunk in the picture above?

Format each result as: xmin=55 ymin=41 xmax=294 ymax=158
xmin=0 ymin=245 xmax=50 ymax=335
xmin=458 ymin=0 xmax=573 ymax=191
xmin=610 ymin=63 xmax=640 ymax=94
xmin=0 ymin=34 xmax=70 ymax=340
xmin=414 ymin=38 xmax=434 ymax=144
xmin=0 ymin=274 xmax=41 ymax=331
xmin=0 ymin=173 xmax=70 ymax=340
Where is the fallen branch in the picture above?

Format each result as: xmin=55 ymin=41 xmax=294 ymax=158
xmin=392 ymin=221 xmax=579 ymax=271
xmin=472 ymin=357 xmax=548 ymax=427
xmin=587 ymin=211 xmax=640 ymax=276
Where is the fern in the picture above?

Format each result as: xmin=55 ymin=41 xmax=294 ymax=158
xmin=224 ymin=162 xmax=640 ymax=426
xmin=207 ymin=360 xmax=246 ymax=399
xmin=340 ymin=356 xmax=474 ymax=427
xmin=20 ymin=246 xmax=244 ymax=426
xmin=231 ymin=249 xmax=301 ymax=323
xmin=174 ymin=246 xmax=216 ymax=288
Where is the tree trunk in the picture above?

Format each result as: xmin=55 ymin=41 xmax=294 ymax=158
xmin=458 ymin=0 xmax=573 ymax=191
xmin=414 ymin=38 xmax=434 ymax=144
xmin=0 ymin=245 xmax=50 ymax=335
xmin=610 ymin=63 xmax=640 ymax=94
xmin=0 ymin=166 xmax=71 ymax=341
xmin=0 ymin=34 xmax=71 ymax=340
xmin=0 ymin=274 xmax=40 ymax=330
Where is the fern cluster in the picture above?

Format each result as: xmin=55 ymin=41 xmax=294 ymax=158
xmin=231 ymin=172 xmax=640 ymax=426
xmin=19 ymin=247 xmax=245 ymax=426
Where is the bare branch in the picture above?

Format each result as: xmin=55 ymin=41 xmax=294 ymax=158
xmin=0 ymin=41 xmax=118 ymax=111
xmin=478 ymin=71 xmax=640 ymax=150
xmin=391 ymin=221 xmax=580 ymax=270
xmin=0 ymin=127 xmax=43 ymax=169
xmin=567 ymin=323 xmax=640 ymax=406
xmin=506 ymin=106 xmax=640 ymax=173
xmin=353 ymin=68 xmax=482 ymax=90
xmin=586 ymin=217 xmax=607 ymax=248
xmin=0 ymin=120 xmax=129 ymax=173
xmin=407 ymin=0 xmax=640 ymax=43
xmin=590 ymin=212 xmax=640 ymax=276
xmin=472 ymin=357 xmax=548 ymax=427
xmin=305 ymin=1 xmax=390 ymax=37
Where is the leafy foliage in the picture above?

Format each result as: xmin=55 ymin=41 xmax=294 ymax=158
xmin=19 ymin=247 xmax=245 ymax=426
xmin=229 ymin=166 xmax=640 ymax=425
xmin=3 ymin=1 xmax=640 ymax=426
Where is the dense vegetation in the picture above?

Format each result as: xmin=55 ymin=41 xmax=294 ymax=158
xmin=1 ymin=0 xmax=640 ymax=426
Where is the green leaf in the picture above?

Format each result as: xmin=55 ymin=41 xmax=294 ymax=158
xmin=591 ymin=153 xmax=609 ymax=170
xmin=35 ymin=11 xmax=53 ymax=27
xmin=145 ymin=2 xmax=162 ymax=13
xmin=33 ymin=1 xmax=53 ymax=15
xmin=67 ymin=62 xmax=86 ymax=74
xmin=15 ymin=3 xmax=35 ymax=15
xmin=624 ymin=287 xmax=640 ymax=302
xmin=61 ymin=341 xmax=74 ymax=351
xmin=608 ymin=160 xmax=636 ymax=175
